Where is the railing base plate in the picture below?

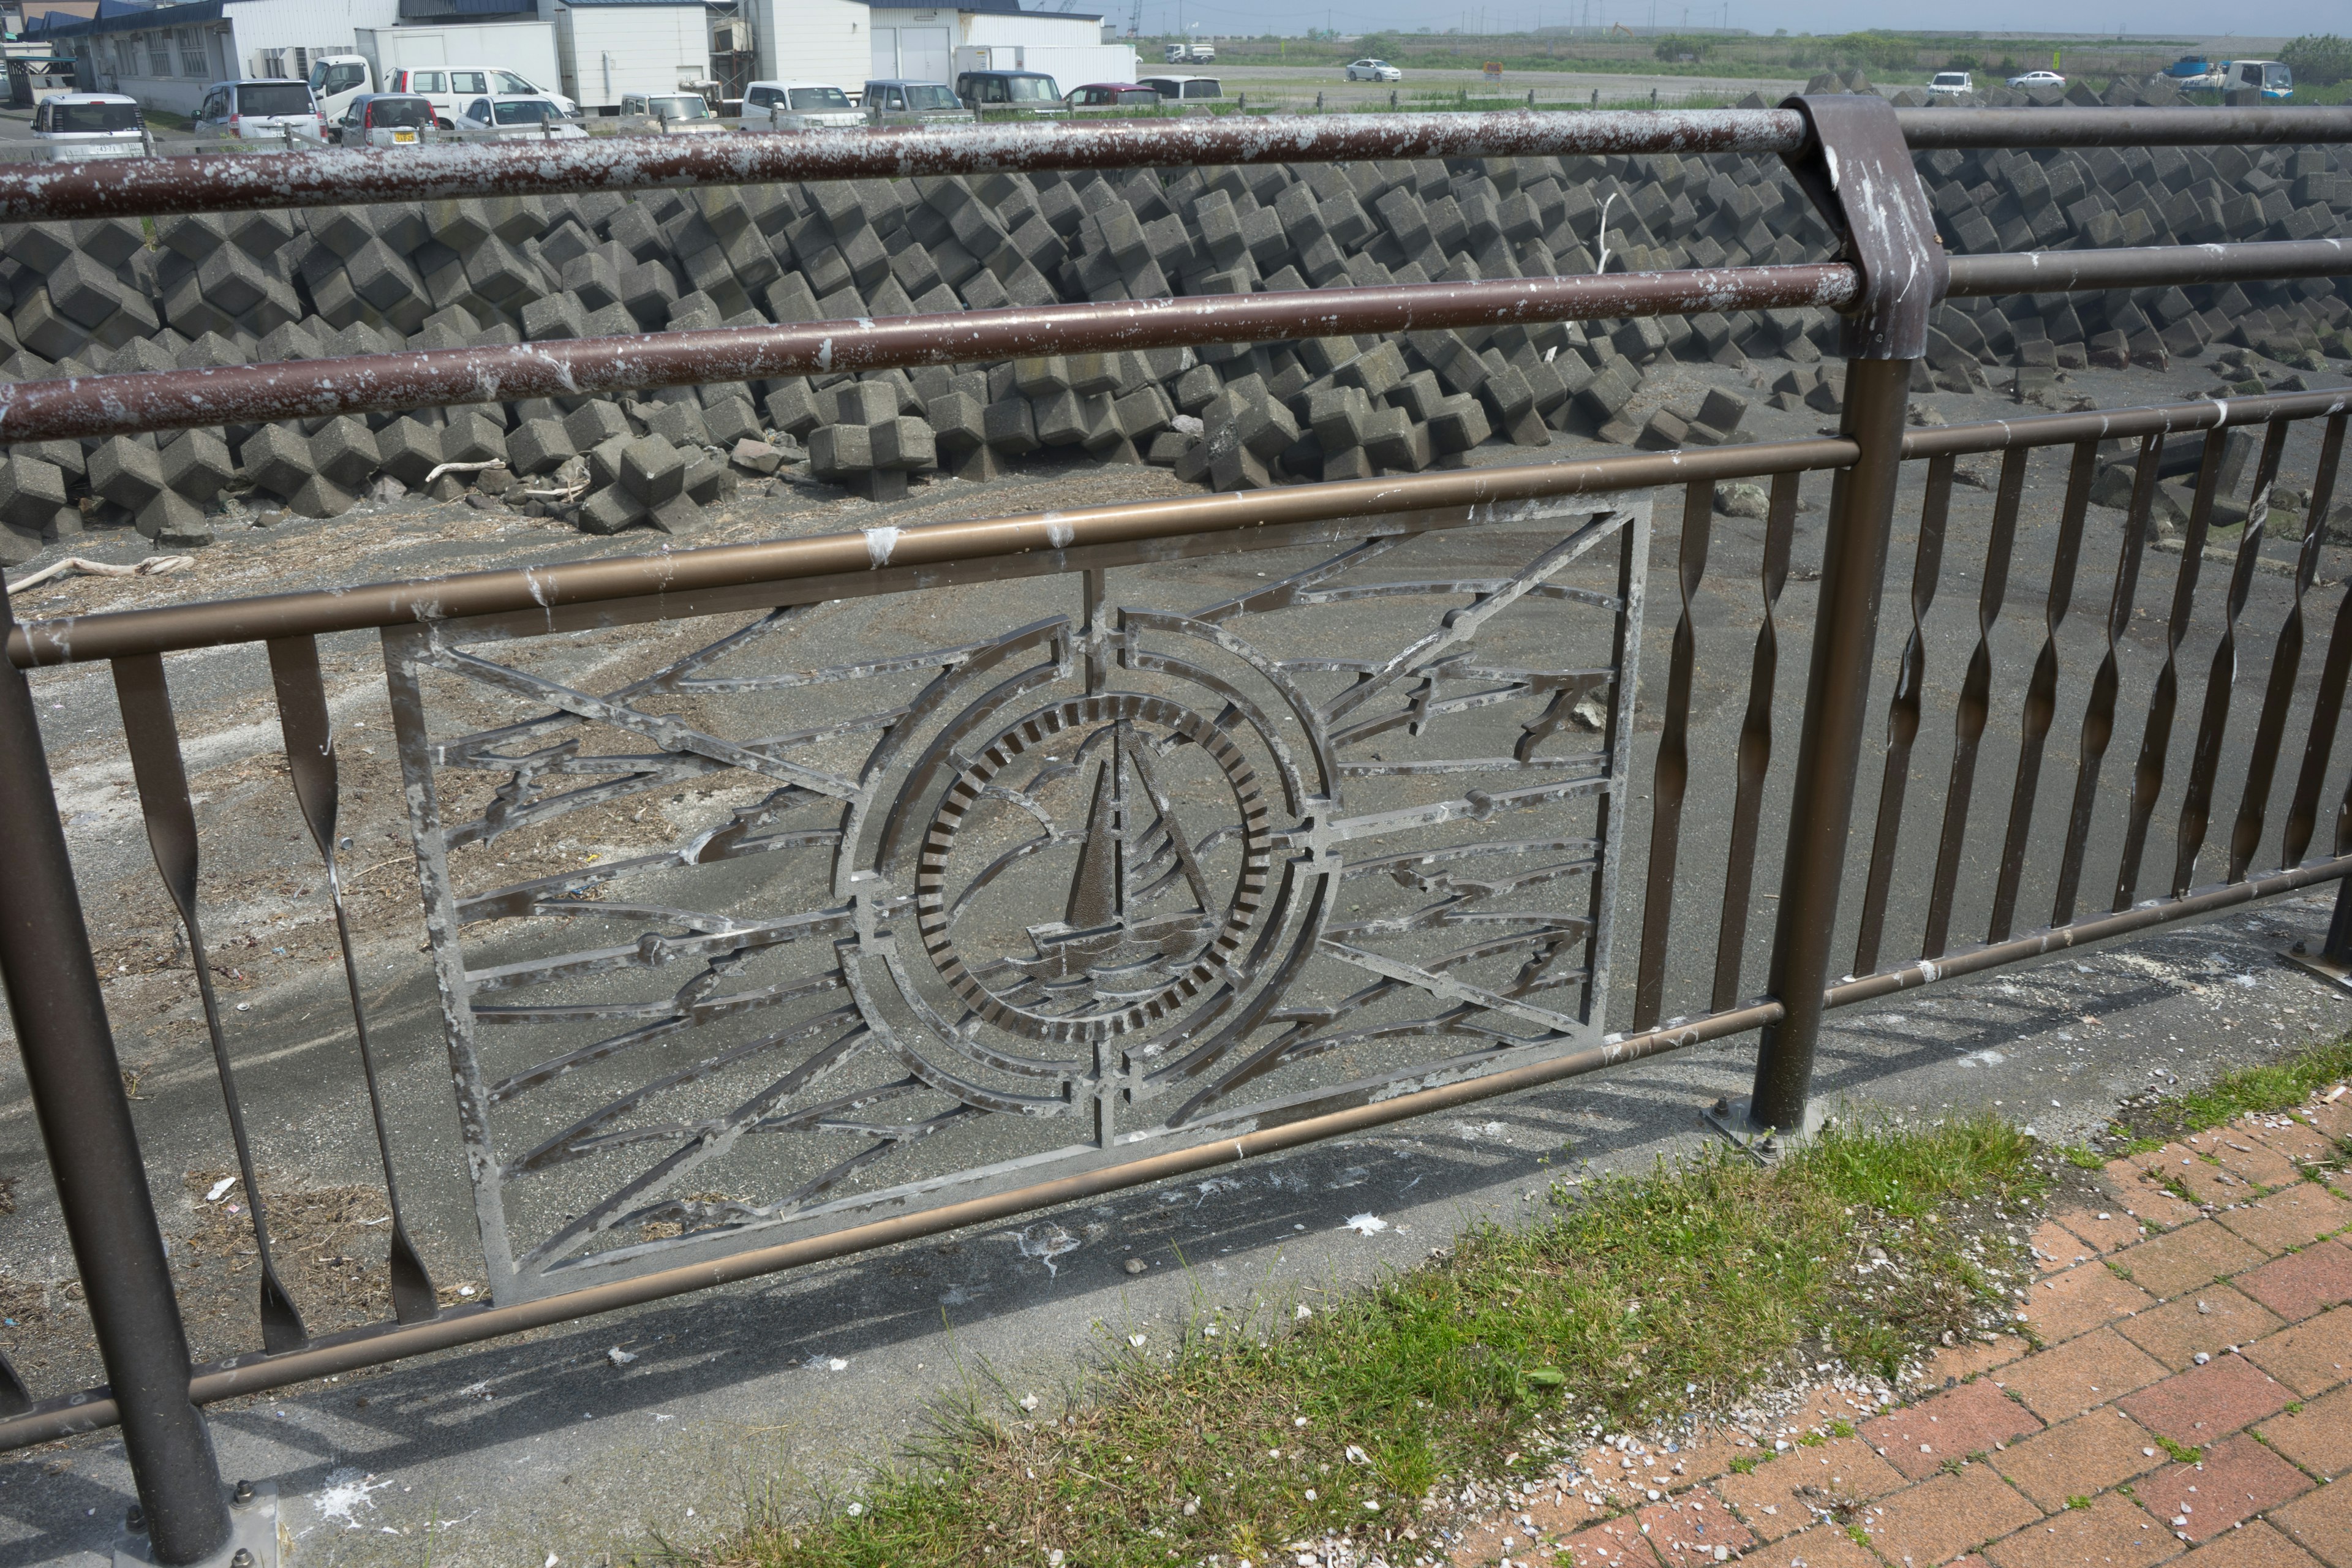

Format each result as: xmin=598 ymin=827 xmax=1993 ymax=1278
xmin=1702 ymin=1094 xmax=1828 ymax=1162
xmin=113 ymin=1482 xmax=277 ymax=1568
xmin=2282 ymin=943 xmax=2352 ymax=995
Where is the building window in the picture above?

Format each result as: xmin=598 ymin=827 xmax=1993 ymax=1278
xmin=176 ymin=28 xmax=206 ymax=76
xmin=146 ymin=33 xmax=170 ymax=75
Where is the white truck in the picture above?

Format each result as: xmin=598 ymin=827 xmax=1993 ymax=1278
xmin=1164 ymin=40 xmax=1215 ymax=64
xmin=952 ymin=43 xmax=1139 ymax=89
xmin=310 ymin=24 xmax=570 ymax=127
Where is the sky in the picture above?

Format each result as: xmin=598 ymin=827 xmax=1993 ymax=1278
xmin=1133 ymin=0 xmax=2334 ymax=43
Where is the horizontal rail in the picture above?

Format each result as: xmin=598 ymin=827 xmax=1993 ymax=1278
xmin=16 ymin=384 xmax=2347 ymax=669
xmin=0 ymin=266 xmax=1862 ymax=446
xmin=2 ymin=107 xmax=2348 ymax=226
xmin=0 ymin=999 xmax=1782 ymax=1451
xmin=0 ymin=111 xmax=1812 ymax=224
xmin=1828 ymin=853 xmax=2352 ymax=1006
xmin=1893 ymin=105 xmax=2352 ymax=149
xmin=9 ymin=843 xmax=2345 ymax=1451
xmin=1944 ymin=238 xmax=2352 ymax=296
xmin=7 ymin=236 xmax=2346 ymax=448
xmin=7 ymin=438 xmax=1853 ymax=666
xmin=1902 ymin=388 xmax=2352 ymax=458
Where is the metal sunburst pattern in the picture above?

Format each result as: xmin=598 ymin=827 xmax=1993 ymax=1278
xmin=384 ymin=500 xmax=1645 ymax=1301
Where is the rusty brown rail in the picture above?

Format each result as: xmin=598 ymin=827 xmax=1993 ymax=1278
xmin=1 ymin=243 xmax=2343 ymax=448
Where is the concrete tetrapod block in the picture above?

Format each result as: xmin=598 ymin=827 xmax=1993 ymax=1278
xmin=372 ymin=419 xmax=444 ymax=489
xmin=564 ymin=402 xmax=633 ymax=453
xmin=286 ymin=475 xmax=357 ymax=519
xmin=159 ymin=429 xmax=236 ymax=505
xmin=86 ymin=436 xmax=166 ymax=510
xmin=639 ymin=401 xmax=711 ymax=449
xmin=0 ymin=454 xmax=66 ymax=533
xmin=577 ymin=484 xmax=649 ymax=535
xmin=508 ymin=417 xmax=578 ymax=476
xmin=682 ymin=454 xmax=732 ymax=505
xmin=872 ymin=417 xmax=937 ymax=473
xmin=137 ymin=491 xmax=213 ymax=546
xmin=617 ymin=435 xmax=687 ymax=505
xmin=309 ymin=417 xmax=381 ymax=489
xmin=646 ymin=494 xmax=703 ymax=534
xmin=238 ymin=425 xmax=316 ymax=500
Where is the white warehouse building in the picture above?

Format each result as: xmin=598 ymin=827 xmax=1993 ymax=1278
xmin=733 ymin=0 xmax=1123 ymax=91
xmin=50 ymin=0 xmax=398 ymax=116
xmin=864 ymin=0 xmax=1108 ymax=84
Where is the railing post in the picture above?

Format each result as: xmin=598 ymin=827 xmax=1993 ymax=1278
xmin=0 ymin=581 xmax=231 ymax=1564
xmin=2324 ymin=877 xmax=2352 ymax=968
xmin=1744 ymin=96 xmax=1948 ymax=1135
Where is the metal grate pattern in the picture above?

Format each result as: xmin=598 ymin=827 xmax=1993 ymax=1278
xmin=380 ymin=501 xmax=1643 ymax=1297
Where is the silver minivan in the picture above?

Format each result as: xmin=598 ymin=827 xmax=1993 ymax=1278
xmin=194 ymin=79 xmax=326 ymax=145
xmin=29 ymin=93 xmax=147 ymax=160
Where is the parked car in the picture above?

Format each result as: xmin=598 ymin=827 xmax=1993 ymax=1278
xmin=331 ymin=92 xmax=435 ymax=148
xmin=1065 ymin=82 xmax=1162 ymax=110
xmin=193 ymin=79 xmax=326 ymax=144
xmin=741 ymin=81 xmax=865 ymax=130
xmin=621 ymin=92 xmax=725 ymax=132
xmin=2213 ymin=59 xmax=2294 ymax=100
xmin=1926 ymin=70 xmax=1972 ymax=98
xmin=456 ymin=94 xmax=587 ymax=139
xmin=28 ymin=92 xmax=146 ymax=160
xmin=864 ymin=79 xmax=969 ymax=124
xmin=1137 ymin=75 xmax=1223 ymax=102
xmin=2005 ymin=69 xmax=2065 ymax=89
xmin=1344 ymin=58 xmax=1401 ymax=82
xmin=956 ymin=70 xmax=1064 ymax=113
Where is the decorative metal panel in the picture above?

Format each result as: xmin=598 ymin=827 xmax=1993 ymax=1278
xmin=384 ymin=500 xmax=1646 ymax=1302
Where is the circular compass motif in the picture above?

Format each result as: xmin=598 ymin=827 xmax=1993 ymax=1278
xmin=844 ymin=614 xmax=1333 ymax=1103
xmin=915 ymin=693 xmax=1273 ymax=1047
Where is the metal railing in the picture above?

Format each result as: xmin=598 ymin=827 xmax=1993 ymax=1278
xmin=0 ymin=99 xmax=2345 ymax=1565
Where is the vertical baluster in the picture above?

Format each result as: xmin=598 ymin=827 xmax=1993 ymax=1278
xmin=1631 ymin=478 xmax=1714 ymax=1031
xmin=2112 ymin=428 xmax=2229 ymax=911
xmin=111 ymin=653 xmax=309 ymax=1354
xmin=1851 ymin=456 xmax=1954 ymax=976
xmin=1922 ymin=447 xmax=2029 ymax=957
xmin=2235 ymin=413 xmax=2346 ymax=877
xmin=2051 ymin=432 xmax=2163 ymax=927
xmin=1711 ymin=472 xmax=1800 ymax=1011
xmin=266 ymin=636 xmax=440 ymax=1325
xmin=1988 ymin=441 xmax=2095 ymax=941
xmin=2172 ymin=421 xmax=2291 ymax=896
xmin=2286 ymin=565 xmax=2352 ymax=869
xmin=1586 ymin=507 xmax=1647 ymax=1030
xmin=0 ymin=1351 xmax=28 ymax=1415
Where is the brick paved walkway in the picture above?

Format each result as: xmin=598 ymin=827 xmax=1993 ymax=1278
xmin=1447 ymin=1090 xmax=2352 ymax=1568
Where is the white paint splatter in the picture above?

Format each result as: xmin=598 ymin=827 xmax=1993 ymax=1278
xmin=1018 ymin=1221 xmax=1081 ymax=1275
xmin=310 ymin=1469 xmax=391 ymax=1534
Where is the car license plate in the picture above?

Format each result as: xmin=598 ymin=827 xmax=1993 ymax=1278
xmin=393 ymin=129 xmax=417 ymax=143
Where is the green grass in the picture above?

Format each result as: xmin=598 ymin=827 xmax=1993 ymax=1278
xmin=680 ymin=1116 xmax=2045 ymax=1567
xmin=2109 ymin=1036 xmax=2352 ymax=1155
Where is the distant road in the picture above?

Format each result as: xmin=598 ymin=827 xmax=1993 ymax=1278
xmin=1193 ymin=61 xmax=1809 ymax=106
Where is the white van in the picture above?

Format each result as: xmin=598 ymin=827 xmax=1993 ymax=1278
xmin=741 ymin=81 xmax=864 ymax=130
xmin=310 ymin=56 xmax=577 ymax=128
